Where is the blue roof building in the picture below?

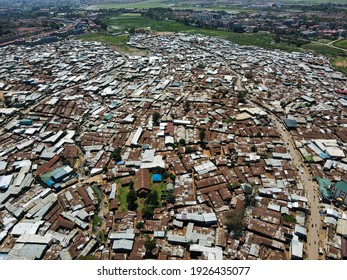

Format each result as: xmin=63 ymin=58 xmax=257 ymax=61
xmin=19 ymin=119 xmax=33 ymax=126
xmin=283 ymin=119 xmax=297 ymax=130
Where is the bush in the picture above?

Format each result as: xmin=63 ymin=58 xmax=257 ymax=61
xmin=282 ymin=214 xmax=296 ymax=224
xmin=179 ymin=138 xmax=186 ymax=146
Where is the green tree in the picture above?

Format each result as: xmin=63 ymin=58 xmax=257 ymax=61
xmin=144 ymin=235 xmax=157 ymax=257
xmin=129 ymin=181 xmax=134 ymax=189
xmin=146 ymin=189 xmax=159 ymax=208
xmin=136 ymin=221 xmax=145 ymax=229
xmin=112 ymin=147 xmax=122 ymax=162
xmin=237 ymin=91 xmax=247 ymax=103
xmin=152 ymin=112 xmax=161 ymax=125
xmin=92 ymin=215 xmax=102 ymax=232
xmin=127 ymin=188 xmax=138 ymax=211
xmin=166 ymin=191 xmax=175 ymax=204
xmin=152 ymin=167 xmax=165 ymax=175
xmin=242 ymin=184 xmax=256 ymax=207
xmin=282 ymin=214 xmax=296 ymax=224
xmin=179 ymin=138 xmax=186 ymax=146
xmin=199 ymin=128 xmax=206 ymax=147
xmin=184 ymin=100 xmax=191 ymax=112
xmin=225 ymin=209 xmax=245 ymax=239
xmin=185 ymin=146 xmax=195 ymax=153
xmin=142 ymin=204 xmax=154 ymax=219
xmin=163 ymin=172 xmax=176 ymax=183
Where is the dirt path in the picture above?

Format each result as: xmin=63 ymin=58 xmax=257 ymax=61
xmin=312 ymin=37 xmax=347 ymax=52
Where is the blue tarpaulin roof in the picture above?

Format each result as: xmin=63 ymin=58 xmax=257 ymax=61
xmin=152 ymin=174 xmax=162 ymax=182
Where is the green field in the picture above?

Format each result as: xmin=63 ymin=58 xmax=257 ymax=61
xmin=85 ymin=0 xmax=347 ymax=10
xmin=333 ymin=40 xmax=347 ymax=50
xmin=100 ymin=14 xmax=298 ymax=52
xmin=302 ymin=43 xmax=346 ymax=57
xmin=80 ymin=33 xmax=129 ymax=45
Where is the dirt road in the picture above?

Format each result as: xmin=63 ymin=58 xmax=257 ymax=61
xmin=249 ymin=97 xmax=322 ymax=259
xmin=272 ymin=116 xmax=321 ymax=260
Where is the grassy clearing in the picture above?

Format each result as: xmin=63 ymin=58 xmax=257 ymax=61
xmin=80 ymin=33 xmax=129 ymax=45
xmin=333 ymin=40 xmax=347 ymax=50
xmin=79 ymin=32 xmax=146 ymax=54
xmin=151 ymin=182 xmax=167 ymax=207
xmin=302 ymin=43 xmax=346 ymax=57
xmin=117 ymin=186 xmax=129 ymax=212
xmin=332 ymin=56 xmax=347 ymax=74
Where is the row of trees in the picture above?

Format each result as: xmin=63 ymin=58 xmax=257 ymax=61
xmin=126 ymin=181 xmax=138 ymax=211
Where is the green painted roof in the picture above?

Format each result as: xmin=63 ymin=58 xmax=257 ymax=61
xmin=104 ymin=113 xmax=113 ymax=121
xmin=316 ymin=177 xmax=332 ymax=199
xmin=305 ymin=155 xmax=312 ymax=162
xmin=335 ymin=181 xmax=347 ymax=193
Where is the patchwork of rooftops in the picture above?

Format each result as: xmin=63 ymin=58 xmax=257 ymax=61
xmin=0 ymin=33 xmax=346 ymax=260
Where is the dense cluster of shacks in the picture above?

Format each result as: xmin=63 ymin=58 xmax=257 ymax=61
xmin=0 ymin=32 xmax=346 ymax=260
